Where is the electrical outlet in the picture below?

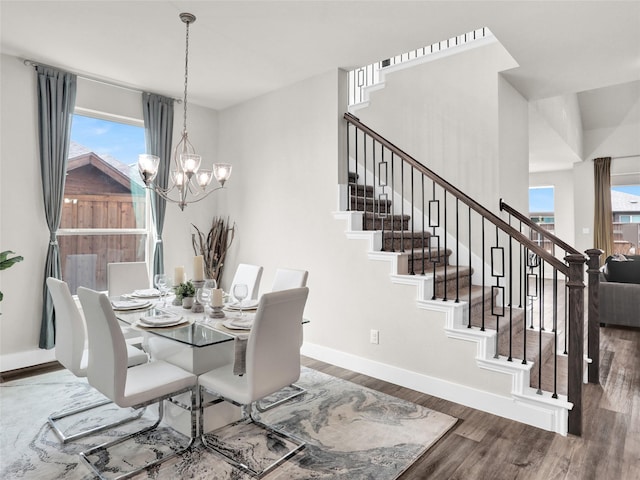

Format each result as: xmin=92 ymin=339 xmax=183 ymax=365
xmin=370 ymin=329 xmax=379 ymax=344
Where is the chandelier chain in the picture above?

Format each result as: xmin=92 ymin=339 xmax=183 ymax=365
xmin=137 ymin=12 xmax=232 ymax=211
xmin=183 ymin=18 xmax=190 ymax=135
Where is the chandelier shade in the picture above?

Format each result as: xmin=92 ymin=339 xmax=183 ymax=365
xmin=138 ymin=12 xmax=232 ymax=211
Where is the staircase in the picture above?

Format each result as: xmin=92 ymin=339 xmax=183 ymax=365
xmin=349 ymin=172 xmax=567 ymax=395
xmin=337 ymin=113 xmax=597 ymax=436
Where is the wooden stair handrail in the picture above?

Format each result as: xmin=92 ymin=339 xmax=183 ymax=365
xmin=344 ymin=112 xmax=571 ymax=274
xmin=499 ymin=199 xmax=581 ymax=255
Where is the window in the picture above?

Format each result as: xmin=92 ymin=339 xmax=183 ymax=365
xmin=529 ymin=186 xmax=555 ymax=253
xmin=611 ymin=184 xmax=640 ymax=255
xmin=58 ymin=113 xmax=148 ymax=294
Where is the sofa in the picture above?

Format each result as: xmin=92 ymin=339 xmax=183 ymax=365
xmin=599 ymin=255 xmax=640 ymax=328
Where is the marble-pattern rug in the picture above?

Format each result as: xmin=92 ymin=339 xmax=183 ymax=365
xmin=0 ymin=367 xmax=457 ymax=479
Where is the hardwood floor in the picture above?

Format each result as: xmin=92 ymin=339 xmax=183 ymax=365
xmin=302 ymin=324 xmax=640 ymax=480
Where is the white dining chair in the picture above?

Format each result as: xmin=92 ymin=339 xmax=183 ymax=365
xmin=198 ymin=287 xmax=309 ymax=478
xmin=107 ymin=261 xmax=154 ymax=343
xmin=45 ymin=277 xmax=149 ymax=443
xmin=256 ymin=268 xmax=310 ymax=411
xmin=107 ymin=262 xmax=150 ymax=298
xmin=230 ymin=263 xmax=263 ymax=300
xmin=271 ymin=268 xmax=308 ymax=292
xmin=77 ymin=287 xmax=198 ymax=480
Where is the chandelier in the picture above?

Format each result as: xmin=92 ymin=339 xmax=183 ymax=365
xmin=138 ymin=12 xmax=232 ymax=211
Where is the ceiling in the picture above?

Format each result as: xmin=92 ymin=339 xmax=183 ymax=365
xmin=2 ymin=1 xmax=639 ymax=170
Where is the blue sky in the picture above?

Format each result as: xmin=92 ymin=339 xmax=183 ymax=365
xmin=70 ymin=114 xmax=145 ymax=166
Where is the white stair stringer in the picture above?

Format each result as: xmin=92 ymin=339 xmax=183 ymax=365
xmin=331 ymin=210 xmax=572 ymax=435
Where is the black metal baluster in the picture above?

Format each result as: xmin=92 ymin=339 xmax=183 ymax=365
xmin=354 ymin=127 xmax=359 ymax=212
xmin=468 ymin=206 xmax=472 ymax=328
xmin=378 ymin=147 xmax=387 ymax=251
xmin=552 ymin=269 xmax=558 ymax=399
xmin=430 ymin=182 xmax=438 ymax=300
xmin=491 ymin=226 xmax=504 ymax=359
xmin=421 ymin=174 xmax=426 ymax=275
xmin=455 ymin=198 xmax=459 ymax=302
xmin=410 ymin=166 xmax=415 ymax=275
xmin=537 ymin=259 xmax=543 ymax=395
xmin=564 ymin=282 xmax=568 ymax=355
xmin=481 ymin=217 xmax=485 ymax=331
xmin=540 ymin=261 xmax=545 ymax=331
xmin=508 ymin=236 xmax=513 ymax=361
xmin=363 ymin=132 xmax=368 ymax=218
xmin=400 ymin=155 xmax=405 ymax=252
xmin=346 ymin=121 xmax=351 ymax=211
xmin=443 ymin=190 xmax=448 ymax=301
xmin=519 ymin=223 xmax=523 ymax=308
xmin=390 ymin=152 xmax=395 ymax=249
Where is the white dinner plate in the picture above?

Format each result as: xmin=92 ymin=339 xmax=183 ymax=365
xmin=225 ymin=300 xmax=259 ymax=311
xmin=222 ymin=317 xmax=254 ymax=330
xmin=111 ymin=299 xmax=152 ymax=311
xmin=130 ymin=288 xmax=161 ymax=298
xmin=138 ymin=313 xmax=184 ymax=327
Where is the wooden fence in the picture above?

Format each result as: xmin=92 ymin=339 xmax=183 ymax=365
xmin=59 ymin=194 xmax=146 ymax=293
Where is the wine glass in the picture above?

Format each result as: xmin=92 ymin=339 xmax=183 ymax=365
xmin=232 ymin=283 xmax=249 ymax=317
xmin=196 ymin=287 xmax=212 ymax=322
xmin=154 ymin=273 xmax=169 ymax=307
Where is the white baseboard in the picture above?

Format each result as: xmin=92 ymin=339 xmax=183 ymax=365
xmin=1 ymin=348 xmax=56 ymax=372
xmin=301 ymin=342 xmax=569 ymax=435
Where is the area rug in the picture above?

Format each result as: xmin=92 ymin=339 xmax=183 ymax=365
xmin=0 ymin=367 xmax=457 ymax=479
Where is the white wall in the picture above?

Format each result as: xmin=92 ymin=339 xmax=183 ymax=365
xmin=498 ymin=75 xmax=530 ymax=213
xmin=531 ymin=94 xmax=583 ymax=161
xmin=0 ymin=53 xmax=219 ymax=370
xmin=0 ymin=54 xmax=52 ymax=367
xmin=354 ymin=38 xmax=522 ymax=213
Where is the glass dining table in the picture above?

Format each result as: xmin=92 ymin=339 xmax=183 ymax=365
xmin=116 ymin=305 xmax=236 ymax=349
xmin=114 ymin=299 xmax=309 ymax=435
xmin=115 ymin=302 xmax=250 ymax=434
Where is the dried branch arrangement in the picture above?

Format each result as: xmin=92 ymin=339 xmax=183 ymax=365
xmin=191 ymin=216 xmax=236 ymax=285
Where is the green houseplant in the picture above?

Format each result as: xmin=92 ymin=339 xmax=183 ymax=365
xmin=175 ymin=281 xmax=196 ymax=309
xmin=0 ymin=250 xmax=24 ymax=303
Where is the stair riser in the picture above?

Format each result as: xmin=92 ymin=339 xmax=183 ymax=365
xmin=350 ymin=197 xmax=392 ymax=214
xmin=382 ymin=232 xmax=432 ymax=251
xmin=349 ymin=184 xmax=374 ymax=196
xmin=409 ymin=250 xmax=451 ymax=273
xmin=434 ymin=274 xmax=471 ymax=298
xmin=364 ymin=218 xmax=410 ymax=230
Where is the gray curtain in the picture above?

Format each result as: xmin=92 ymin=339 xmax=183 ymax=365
xmin=594 ymin=157 xmax=614 ymax=260
xmin=36 ymin=66 xmax=77 ymax=349
xmin=142 ymin=93 xmax=174 ymax=277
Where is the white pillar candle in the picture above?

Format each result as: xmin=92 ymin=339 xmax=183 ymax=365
xmin=193 ymin=255 xmax=204 ymax=281
xmin=212 ymin=288 xmax=223 ymax=307
xmin=174 ymin=266 xmax=185 ymax=286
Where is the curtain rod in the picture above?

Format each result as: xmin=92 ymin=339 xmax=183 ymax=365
xmin=612 ymin=172 xmax=640 ymax=177
xmin=23 ymin=59 xmax=181 ymax=103
xmin=612 ymin=154 xmax=639 ymax=160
